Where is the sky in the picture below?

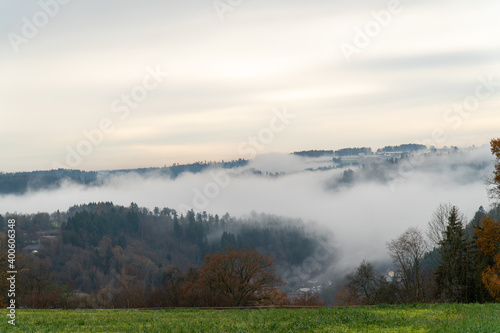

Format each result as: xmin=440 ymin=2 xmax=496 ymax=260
xmin=1 ymin=0 xmax=500 ymax=172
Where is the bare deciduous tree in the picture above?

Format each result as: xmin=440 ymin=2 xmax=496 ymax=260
xmin=387 ymin=227 xmax=429 ymax=302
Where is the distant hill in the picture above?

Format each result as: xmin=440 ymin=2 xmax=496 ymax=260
xmin=0 ymin=144 xmax=433 ymax=195
xmin=0 ymin=159 xmax=248 ymax=195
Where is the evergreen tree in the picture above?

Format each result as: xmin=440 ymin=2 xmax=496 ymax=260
xmin=435 ymin=206 xmax=468 ymax=302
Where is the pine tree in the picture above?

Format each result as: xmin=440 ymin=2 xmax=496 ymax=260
xmin=435 ymin=206 xmax=468 ymax=302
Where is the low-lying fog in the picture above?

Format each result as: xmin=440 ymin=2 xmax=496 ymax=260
xmin=1 ymin=145 xmax=495 ymax=270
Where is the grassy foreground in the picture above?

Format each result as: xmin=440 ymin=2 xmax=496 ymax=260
xmin=1 ymin=303 xmax=499 ymax=332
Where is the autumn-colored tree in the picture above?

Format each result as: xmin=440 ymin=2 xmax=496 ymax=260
xmin=475 ymin=217 xmax=500 ymax=257
xmin=473 ymin=138 xmax=500 ymax=301
xmin=481 ymin=256 xmax=500 ymax=301
xmin=182 ymin=247 xmax=283 ymax=307
xmin=475 ymin=217 xmax=500 ymax=301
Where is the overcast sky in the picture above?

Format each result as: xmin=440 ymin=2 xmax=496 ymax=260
xmin=1 ymin=0 xmax=500 ymax=172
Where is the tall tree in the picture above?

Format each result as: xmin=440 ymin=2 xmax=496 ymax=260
xmin=387 ymin=227 xmax=428 ymax=302
xmin=434 ymin=206 xmax=469 ymax=302
xmin=475 ymin=138 xmax=500 ymax=300
xmin=475 ymin=217 xmax=500 ymax=301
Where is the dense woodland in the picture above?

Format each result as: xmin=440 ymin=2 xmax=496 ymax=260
xmin=0 ymin=204 xmax=332 ymax=308
xmin=2 ymin=201 xmax=499 ymax=309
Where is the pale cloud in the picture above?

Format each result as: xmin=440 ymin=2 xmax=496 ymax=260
xmin=1 ymin=0 xmax=500 ymax=172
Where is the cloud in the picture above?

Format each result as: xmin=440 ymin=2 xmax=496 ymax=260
xmin=2 ymin=0 xmax=500 ymax=171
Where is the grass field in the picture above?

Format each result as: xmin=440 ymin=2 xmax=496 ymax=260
xmin=1 ymin=303 xmax=499 ymax=332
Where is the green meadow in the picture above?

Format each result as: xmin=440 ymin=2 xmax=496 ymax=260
xmin=2 ymin=303 xmax=499 ymax=332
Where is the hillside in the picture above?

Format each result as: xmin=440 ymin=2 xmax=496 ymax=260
xmin=1 ymin=202 xmax=335 ymax=307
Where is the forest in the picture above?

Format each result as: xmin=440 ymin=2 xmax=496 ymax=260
xmin=0 ymin=203 xmax=332 ymax=308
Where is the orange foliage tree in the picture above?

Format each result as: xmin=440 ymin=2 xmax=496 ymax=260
xmin=475 ymin=217 xmax=500 ymax=301
xmin=475 ymin=138 xmax=500 ymax=301
xmin=476 ymin=217 xmax=500 ymax=257
xmin=182 ymin=247 xmax=284 ymax=307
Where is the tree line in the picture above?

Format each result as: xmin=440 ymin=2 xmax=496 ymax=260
xmin=0 ymin=159 xmax=248 ymax=195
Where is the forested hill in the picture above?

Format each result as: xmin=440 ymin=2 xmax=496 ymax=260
xmin=0 ymin=143 xmax=433 ymax=195
xmin=0 ymin=202 xmax=335 ymax=296
xmin=0 ymin=159 xmax=248 ymax=195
